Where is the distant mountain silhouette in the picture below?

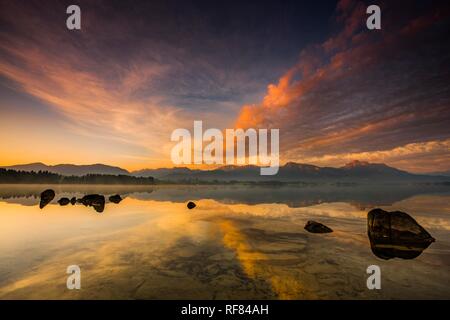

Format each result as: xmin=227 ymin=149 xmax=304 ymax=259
xmin=132 ymin=161 xmax=449 ymax=183
xmin=2 ymin=161 xmax=448 ymax=183
xmin=1 ymin=162 xmax=129 ymax=176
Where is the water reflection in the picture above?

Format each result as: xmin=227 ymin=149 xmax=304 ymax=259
xmin=1 ymin=183 xmax=450 ymax=209
xmin=0 ymin=184 xmax=448 ymax=299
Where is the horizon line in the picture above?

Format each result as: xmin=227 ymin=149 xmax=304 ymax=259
xmin=1 ymin=160 xmax=447 ymax=175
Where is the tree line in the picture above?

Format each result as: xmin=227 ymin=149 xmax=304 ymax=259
xmin=0 ymin=168 xmax=154 ymax=184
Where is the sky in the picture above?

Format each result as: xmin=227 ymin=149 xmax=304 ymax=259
xmin=0 ymin=0 xmax=449 ymax=173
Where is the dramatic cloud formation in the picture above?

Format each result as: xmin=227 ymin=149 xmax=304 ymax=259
xmin=1 ymin=0 xmax=334 ymax=169
xmin=0 ymin=0 xmax=449 ymax=172
xmin=235 ymin=0 xmax=450 ymax=172
xmin=0 ymin=1 xmax=188 ymax=168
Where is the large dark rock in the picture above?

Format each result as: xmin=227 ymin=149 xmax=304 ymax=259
xmin=187 ymin=201 xmax=196 ymax=209
xmin=58 ymin=197 xmax=70 ymax=206
xmin=70 ymin=197 xmax=77 ymax=205
xmin=109 ymin=194 xmax=122 ymax=204
xmin=39 ymin=189 xmax=55 ymax=209
xmin=367 ymin=208 xmax=435 ymax=260
xmin=304 ymin=220 xmax=333 ymax=233
xmin=79 ymin=194 xmax=105 ymax=213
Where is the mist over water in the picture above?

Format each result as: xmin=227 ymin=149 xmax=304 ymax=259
xmin=0 ymin=184 xmax=449 ymax=299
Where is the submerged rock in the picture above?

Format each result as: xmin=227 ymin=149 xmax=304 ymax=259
xmin=70 ymin=197 xmax=77 ymax=205
xmin=304 ymin=221 xmax=333 ymax=233
xmin=109 ymin=194 xmax=122 ymax=204
xmin=79 ymin=194 xmax=105 ymax=213
xmin=39 ymin=189 xmax=55 ymax=209
xmin=367 ymin=208 xmax=435 ymax=260
xmin=58 ymin=197 xmax=70 ymax=206
xmin=187 ymin=201 xmax=196 ymax=209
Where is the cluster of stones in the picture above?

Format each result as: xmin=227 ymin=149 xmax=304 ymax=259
xmin=39 ymin=189 xmax=122 ymax=213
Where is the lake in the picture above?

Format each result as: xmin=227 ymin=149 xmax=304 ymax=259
xmin=0 ymin=184 xmax=449 ymax=299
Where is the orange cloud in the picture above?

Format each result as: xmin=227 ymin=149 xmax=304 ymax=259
xmin=234 ymin=0 xmax=450 ymax=172
xmin=0 ymin=2 xmax=197 ymax=169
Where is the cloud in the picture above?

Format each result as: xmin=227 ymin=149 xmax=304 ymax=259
xmin=0 ymin=1 xmax=194 ymax=167
xmin=0 ymin=0 xmax=274 ymax=168
xmin=234 ymin=0 xmax=450 ymax=172
xmin=1 ymin=0 xmax=449 ymax=171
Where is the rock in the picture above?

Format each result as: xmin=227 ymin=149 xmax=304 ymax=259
xmin=79 ymin=194 xmax=105 ymax=213
xmin=39 ymin=189 xmax=55 ymax=209
xmin=70 ymin=197 xmax=76 ymax=205
xmin=187 ymin=201 xmax=196 ymax=209
xmin=109 ymin=194 xmax=122 ymax=204
xmin=367 ymin=208 xmax=435 ymax=260
xmin=58 ymin=197 xmax=70 ymax=206
xmin=304 ymin=220 xmax=333 ymax=233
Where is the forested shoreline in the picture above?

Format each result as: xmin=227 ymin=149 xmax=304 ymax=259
xmin=0 ymin=168 xmax=155 ymax=184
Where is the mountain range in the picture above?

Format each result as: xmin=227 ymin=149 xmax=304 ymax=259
xmin=2 ymin=160 xmax=449 ymax=183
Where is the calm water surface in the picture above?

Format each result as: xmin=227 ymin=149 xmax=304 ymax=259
xmin=0 ymin=184 xmax=449 ymax=299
